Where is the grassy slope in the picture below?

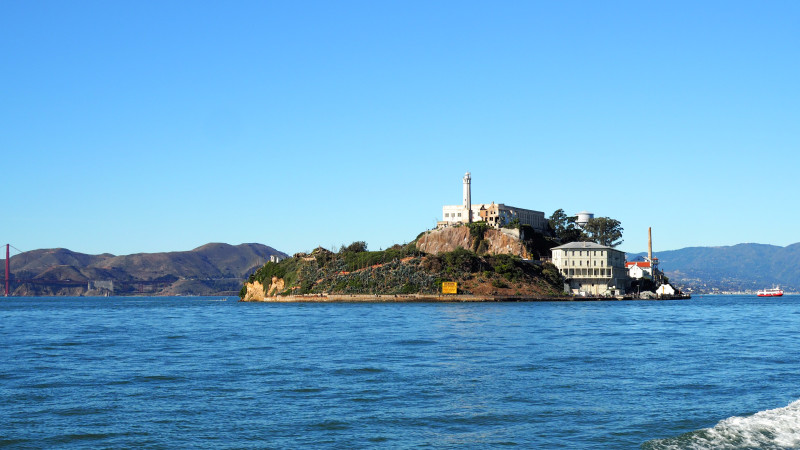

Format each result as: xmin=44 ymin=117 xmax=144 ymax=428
xmin=242 ymin=244 xmax=566 ymax=298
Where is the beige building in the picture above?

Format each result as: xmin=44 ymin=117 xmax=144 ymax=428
xmin=551 ymin=241 xmax=630 ymax=296
xmin=439 ymin=172 xmax=547 ymax=233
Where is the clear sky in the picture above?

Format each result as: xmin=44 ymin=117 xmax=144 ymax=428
xmin=2 ymin=1 xmax=798 ymax=257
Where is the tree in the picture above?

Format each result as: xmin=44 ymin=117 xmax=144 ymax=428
xmin=583 ymin=217 xmax=623 ymax=247
xmin=342 ymin=241 xmax=368 ymax=253
xmin=502 ymin=217 xmax=521 ymax=229
xmin=549 ymin=209 xmax=585 ymax=243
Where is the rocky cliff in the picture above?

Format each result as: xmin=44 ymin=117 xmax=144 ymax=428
xmin=416 ymin=226 xmax=530 ymax=258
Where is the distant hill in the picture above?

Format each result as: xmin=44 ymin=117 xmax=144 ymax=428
xmin=2 ymin=243 xmax=288 ymax=296
xmin=627 ymin=243 xmax=800 ymax=293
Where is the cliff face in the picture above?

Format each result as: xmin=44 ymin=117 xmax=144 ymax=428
xmin=416 ymin=226 xmax=529 ymax=258
xmin=241 ymin=280 xmax=267 ymax=302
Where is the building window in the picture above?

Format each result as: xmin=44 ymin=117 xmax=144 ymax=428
xmin=458 ymin=213 xmax=461 ymax=217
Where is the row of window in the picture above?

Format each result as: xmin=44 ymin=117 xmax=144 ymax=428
xmin=569 ymin=250 xmax=606 ymax=257
xmin=562 ymin=268 xmax=613 ymax=277
xmin=444 ymin=213 xmax=463 ymax=218
xmin=571 ymin=260 xmax=604 ymax=267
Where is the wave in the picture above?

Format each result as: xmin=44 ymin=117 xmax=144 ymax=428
xmin=643 ymin=399 xmax=800 ymax=449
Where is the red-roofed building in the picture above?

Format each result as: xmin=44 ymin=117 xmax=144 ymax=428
xmin=625 ymin=261 xmax=653 ymax=280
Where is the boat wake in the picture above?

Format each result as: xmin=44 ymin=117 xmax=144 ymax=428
xmin=643 ymin=399 xmax=800 ymax=449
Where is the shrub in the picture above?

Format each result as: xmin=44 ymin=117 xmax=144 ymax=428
xmin=342 ymin=241 xmax=368 ymax=253
xmin=492 ymin=279 xmax=509 ymax=289
xmin=442 ymin=247 xmax=481 ymax=274
xmin=491 ymin=254 xmax=522 ymax=281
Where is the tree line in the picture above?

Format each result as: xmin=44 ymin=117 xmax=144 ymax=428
xmin=548 ymin=209 xmax=623 ymax=248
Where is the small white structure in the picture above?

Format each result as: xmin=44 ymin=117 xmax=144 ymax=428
xmin=656 ymin=284 xmax=675 ymax=297
xmin=625 ymin=261 xmax=653 ymax=280
xmin=269 ymin=255 xmax=283 ymax=263
xmin=551 ymin=241 xmax=630 ymax=296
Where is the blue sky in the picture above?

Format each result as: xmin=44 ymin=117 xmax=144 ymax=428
xmin=2 ymin=1 xmax=798 ymax=257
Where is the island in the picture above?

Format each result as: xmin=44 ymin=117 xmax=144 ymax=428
xmin=240 ymin=223 xmax=567 ymax=302
xmin=241 ymin=172 xmax=688 ymax=302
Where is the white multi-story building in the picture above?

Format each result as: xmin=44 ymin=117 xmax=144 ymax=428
xmin=551 ymin=241 xmax=630 ymax=296
xmin=439 ymin=172 xmax=547 ymax=233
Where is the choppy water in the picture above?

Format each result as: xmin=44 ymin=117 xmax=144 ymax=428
xmin=1 ymin=295 xmax=800 ymax=448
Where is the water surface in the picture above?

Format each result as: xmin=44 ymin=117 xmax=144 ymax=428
xmin=1 ymin=295 xmax=799 ymax=448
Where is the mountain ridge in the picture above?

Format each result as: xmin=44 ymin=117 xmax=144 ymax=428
xmin=627 ymin=242 xmax=800 ymax=293
xmin=2 ymin=243 xmax=288 ymax=296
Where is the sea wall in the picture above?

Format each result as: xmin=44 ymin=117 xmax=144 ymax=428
xmin=242 ymin=294 xmax=615 ymax=303
xmin=240 ymin=293 xmax=690 ymax=302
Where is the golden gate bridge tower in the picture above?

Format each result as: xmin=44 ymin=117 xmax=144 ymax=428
xmin=4 ymin=243 xmax=23 ymax=297
xmin=5 ymin=244 xmax=8 ymax=297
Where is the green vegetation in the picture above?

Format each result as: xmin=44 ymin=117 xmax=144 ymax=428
xmin=549 ymin=208 xmax=584 ymax=243
xmin=467 ymin=222 xmax=490 ymax=252
xmin=548 ymin=209 xmax=624 ymax=248
xmin=582 ymin=217 xmax=624 ymax=247
xmin=242 ymin=239 xmax=566 ymax=298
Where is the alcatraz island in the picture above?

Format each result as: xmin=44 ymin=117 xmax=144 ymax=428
xmin=240 ymin=173 xmax=688 ymax=302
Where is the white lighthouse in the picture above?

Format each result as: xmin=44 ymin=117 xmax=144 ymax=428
xmin=438 ymin=172 xmax=547 ymax=232
xmin=463 ymin=172 xmax=472 ymax=223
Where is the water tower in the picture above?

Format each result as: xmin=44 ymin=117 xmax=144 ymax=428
xmin=575 ymin=210 xmax=594 ymax=228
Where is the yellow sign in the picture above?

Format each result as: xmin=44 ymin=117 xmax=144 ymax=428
xmin=441 ymin=282 xmax=458 ymax=294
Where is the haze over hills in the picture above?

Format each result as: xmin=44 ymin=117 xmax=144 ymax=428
xmin=628 ymin=242 xmax=800 ymax=293
xmin=2 ymin=243 xmax=287 ymax=296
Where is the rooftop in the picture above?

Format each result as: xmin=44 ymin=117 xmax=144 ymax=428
xmin=552 ymin=242 xmax=616 ymax=250
xmin=625 ymin=261 xmax=652 ymax=268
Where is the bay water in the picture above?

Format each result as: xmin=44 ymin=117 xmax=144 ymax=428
xmin=2 ymin=295 xmax=800 ymax=448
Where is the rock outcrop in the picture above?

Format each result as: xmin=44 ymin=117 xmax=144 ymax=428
xmin=416 ymin=226 xmax=472 ymax=255
xmin=241 ymin=281 xmax=266 ymax=302
xmin=416 ymin=226 xmax=529 ymax=258
xmin=266 ymin=277 xmax=285 ymax=297
xmin=241 ymin=277 xmax=287 ymax=301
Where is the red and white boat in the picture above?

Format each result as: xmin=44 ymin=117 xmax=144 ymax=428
xmin=757 ymin=287 xmax=784 ymax=297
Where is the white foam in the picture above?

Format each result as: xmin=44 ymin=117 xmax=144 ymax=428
xmin=646 ymin=399 xmax=800 ymax=449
